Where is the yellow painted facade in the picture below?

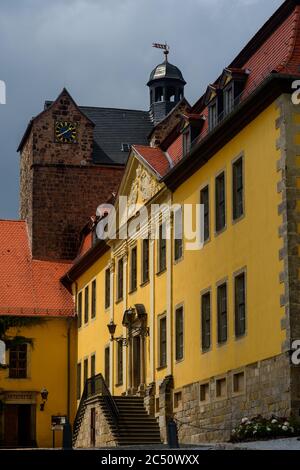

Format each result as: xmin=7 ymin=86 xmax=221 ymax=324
xmin=0 ymin=319 xmax=77 ymax=448
xmin=73 ymin=100 xmax=285 ymax=408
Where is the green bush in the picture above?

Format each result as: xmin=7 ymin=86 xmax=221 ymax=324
xmin=230 ymin=416 xmax=300 ymax=442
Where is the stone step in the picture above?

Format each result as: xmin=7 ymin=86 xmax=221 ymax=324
xmin=117 ymin=418 xmax=158 ymax=424
xmin=118 ymin=438 xmax=162 ymax=445
xmin=117 ymin=430 xmax=161 ymax=437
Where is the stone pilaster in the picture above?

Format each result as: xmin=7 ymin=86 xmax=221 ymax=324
xmin=276 ymin=93 xmax=300 ymax=419
xmin=159 ymin=375 xmax=174 ymax=443
xmin=144 ymin=382 xmax=156 ymax=417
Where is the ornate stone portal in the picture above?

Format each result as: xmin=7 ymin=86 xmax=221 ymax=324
xmin=122 ymin=305 xmax=149 ymax=396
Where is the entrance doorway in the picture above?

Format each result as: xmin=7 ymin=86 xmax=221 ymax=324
xmin=3 ymin=404 xmax=35 ymax=447
xmin=132 ymin=336 xmax=141 ymax=389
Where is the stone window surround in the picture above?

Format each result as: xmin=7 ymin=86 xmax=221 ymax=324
xmin=157 ymin=312 xmax=167 ymax=370
xmin=199 ymin=380 xmax=210 ymax=404
xmin=200 ymin=286 xmax=212 ymax=354
xmin=129 ymin=243 xmax=138 ymax=294
xmin=232 ymin=368 xmax=246 ymax=397
xmin=174 ymin=301 xmax=185 ymax=364
xmin=231 ymin=151 xmax=246 ymax=224
xmin=199 ymin=181 xmax=211 ymax=246
xmin=173 ymin=388 xmax=183 ymax=411
xmin=215 ymin=276 xmax=229 ymax=347
xmin=233 ymin=267 xmax=247 ymax=340
xmin=214 ymin=375 xmax=228 ymax=400
xmin=215 ymin=167 xmax=227 ymax=236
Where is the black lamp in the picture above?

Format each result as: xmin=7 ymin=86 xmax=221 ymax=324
xmin=107 ymin=320 xmax=117 ymax=340
xmin=40 ymin=388 xmax=49 ymax=411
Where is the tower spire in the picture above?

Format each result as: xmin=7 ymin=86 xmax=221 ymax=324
xmin=148 ymin=44 xmax=186 ymax=125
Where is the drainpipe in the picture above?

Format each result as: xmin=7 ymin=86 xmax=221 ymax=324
xmin=67 ymin=281 xmax=78 ymax=421
xmin=67 ymin=318 xmax=71 ymax=420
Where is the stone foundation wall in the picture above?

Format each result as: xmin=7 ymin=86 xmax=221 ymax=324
xmin=75 ymin=397 xmax=117 ymax=448
xmin=172 ymin=353 xmax=291 ymax=443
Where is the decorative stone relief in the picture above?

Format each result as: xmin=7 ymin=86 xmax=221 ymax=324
xmin=127 ymin=164 xmax=163 ymax=217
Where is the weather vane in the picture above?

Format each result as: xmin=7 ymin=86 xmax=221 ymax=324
xmin=152 ymin=42 xmax=170 ymax=61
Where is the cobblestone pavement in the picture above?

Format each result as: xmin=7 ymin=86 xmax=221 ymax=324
xmin=232 ymin=438 xmax=300 ymax=450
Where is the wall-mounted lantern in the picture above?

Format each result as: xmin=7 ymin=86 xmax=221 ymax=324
xmin=40 ymin=388 xmax=49 ymax=411
xmin=107 ymin=320 xmax=128 ymax=346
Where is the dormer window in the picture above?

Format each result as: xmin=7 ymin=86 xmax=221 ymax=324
xmin=121 ymin=143 xmax=130 ymax=152
xmin=182 ymin=129 xmax=191 ymax=156
xmin=220 ymin=68 xmax=249 ymax=118
xmin=224 ymin=84 xmax=234 ymax=116
xmin=208 ymin=101 xmax=218 ymax=131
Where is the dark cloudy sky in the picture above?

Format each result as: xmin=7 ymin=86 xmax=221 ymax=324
xmin=0 ymin=0 xmax=283 ymax=219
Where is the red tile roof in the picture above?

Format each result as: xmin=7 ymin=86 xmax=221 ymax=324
xmin=240 ymin=6 xmax=300 ymax=96
xmin=132 ymin=145 xmax=171 ymax=177
xmin=193 ymin=2 xmax=300 ymax=115
xmin=0 ymin=220 xmax=74 ymax=317
xmin=167 ymin=135 xmax=183 ymax=166
xmin=78 ymin=232 xmax=93 ymax=257
xmin=168 ymin=1 xmax=300 ymax=162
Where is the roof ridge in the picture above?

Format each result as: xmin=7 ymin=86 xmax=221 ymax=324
xmin=79 ymin=105 xmax=149 ymax=114
xmin=0 ymin=219 xmax=25 ymax=223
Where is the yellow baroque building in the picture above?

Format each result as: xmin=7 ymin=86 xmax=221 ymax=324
xmin=63 ymin=74 xmax=300 ymax=452
xmin=61 ymin=1 xmax=300 ymax=445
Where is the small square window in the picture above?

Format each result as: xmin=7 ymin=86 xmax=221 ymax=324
xmin=200 ymin=383 xmax=209 ymax=402
xmin=174 ymin=391 xmax=182 ymax=409
xmin=233 ymin=372 xmax=245 ymax=394
xmin=121 ymin=143 xmax=130 ymax=152
xmin=216 ymin=378 xmax=227 ymax=398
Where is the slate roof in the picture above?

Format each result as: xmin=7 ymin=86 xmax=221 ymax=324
xmin=43 ymin=101 xmax=153 ymax=166
xmin=148 ymin=60 xmax=186 ymax=85
xmin=0 ymin=220 xmax=74 ymax=317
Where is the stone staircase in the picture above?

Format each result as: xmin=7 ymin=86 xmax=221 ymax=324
xmin=112 ymin=396 xmax=161 ymax=446
xmin=73 ymin=391 xmax=161 ymax=447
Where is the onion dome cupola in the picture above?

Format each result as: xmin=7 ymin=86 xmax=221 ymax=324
xmin=147 ymin=43 xmax=186 ymax=125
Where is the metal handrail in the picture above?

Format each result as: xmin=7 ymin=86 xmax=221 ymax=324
xmin=73 ymin=379 xmax=88 ymax=440
xmin=86 ymin=373 xmax=119 ymax=422
xmin=73 ymin=373 xmax=119 ymax=442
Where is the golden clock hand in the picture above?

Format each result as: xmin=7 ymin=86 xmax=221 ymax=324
xmin=59 ymin=128 xmax=72 ymax=137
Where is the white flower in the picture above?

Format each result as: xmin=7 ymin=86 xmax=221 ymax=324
xmin=241 ymin=417 xmax=249 ymax=424
xmin=271 ymin=419 xmax=278 ymax=424
xmin=232 ymin=429 xmax=236 ymax=434
xmin=267 ymin=427 xmax=271 ymax=432
xmin=284 ymin=422 xmax=289 ymax=426
xmin=282 ymin=425 xmax=288 ymax=431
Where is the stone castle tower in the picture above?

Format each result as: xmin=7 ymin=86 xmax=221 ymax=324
xmin=18 ymin=89 xmax=151 ymax=260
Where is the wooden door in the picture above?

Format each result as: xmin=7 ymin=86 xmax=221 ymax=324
xmin=4 ymin=405 xmax=18 ymax=447
xmin=90 ymin=407 xmax=96 ymax=447
xmin=133 ymin=336 xmax=141 ymax=390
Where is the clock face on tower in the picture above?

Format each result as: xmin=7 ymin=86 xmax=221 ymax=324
xmin=55 ymin=121 xmax=77 ymax=143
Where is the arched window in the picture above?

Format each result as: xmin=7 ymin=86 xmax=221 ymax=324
xmin=166 ymin=87 xmax=176 ymax=102
xmin=155 ymin=87 xmax=164 ymax=102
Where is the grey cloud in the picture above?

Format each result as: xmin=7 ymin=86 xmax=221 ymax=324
xmin=0 ymin=0 xmax=283 ymax=218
